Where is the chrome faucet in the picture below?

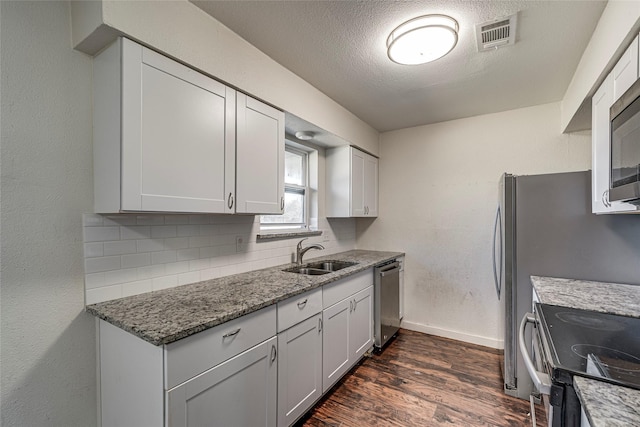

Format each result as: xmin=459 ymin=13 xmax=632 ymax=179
xmin=296 ymin=238 xmax=324 ymax=265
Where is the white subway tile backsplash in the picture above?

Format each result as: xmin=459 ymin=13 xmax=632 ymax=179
xmin=152 ymin=275 xmax=177 ymax=291
xmin=163 ymin=237 xmax=189 ymax=250
xmin=83 ymin=215 xmax=356 ymax=304
xmin=103 ymin=268 xmax=139 ymax=286
xmin=177 ymin=225 xmax=200 ymax=237
xmin=121 ymin=253 xmax=151 ymax=269
xmin=120 ymin=226 xmax=151 ymax=240
xmin=84 ymin=226 xmax=120 ymax=242
xmin=165 ymin=261 xmax=190 ymax=276
xmin=136 ymin=215 xmax=164 ymax=226
xmin=84 ymin=242 xmax=104 ymax=258
xmin=152 ymin=250 xmax=177 ymax=265
xmin=178 ymin=271 xmax=200 ymax=285
xmin=86 ymin=284 xmax=122 ymax=305
xmin=177 ymin=248 xmax=199 ymax=261
xmin=136 ymin=239 xmax=165 ymax=253
xmin=122 ymin=280 xmax=153 ymax=297
xmin=164 ymin=215 xmax=191 ymax=225
xmin=151 ymin=225 xmax=177 ymax=239
xmin=85 ymin=256 xmax=121 ymax=274
xmin=104 ymin=240 xmax=137 ymax=256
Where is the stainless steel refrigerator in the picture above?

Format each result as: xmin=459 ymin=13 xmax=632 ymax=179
xmin=493 ymin=171 xmax=640 ymax=399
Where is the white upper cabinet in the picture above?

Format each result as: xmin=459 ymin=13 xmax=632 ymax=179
xmin=93 ymin=38 xmax=284 ymax=214
xmin=236 ymin=93 xmax=285 ymax=214
xmin=612 ymin=36 xmax=639 ymax=101
xmin=326 ymin=146 xmax=379 ymax=218
xmin=591 ymin=37 xmax=639 ymax=214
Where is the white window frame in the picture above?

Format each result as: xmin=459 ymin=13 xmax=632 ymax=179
xmin=260 ymin=143 xmax=310 ymax=231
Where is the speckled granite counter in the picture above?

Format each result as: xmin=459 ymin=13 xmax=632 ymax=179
xmin=86 ymin=250 xmax=403 ymax=346
xmin=531 ymin=276 xmax=640 ymax=318
xmin=531 ymin=275 xmax=640 ymax=426
xmin=574 ymin=377 xmax=640 ymax=427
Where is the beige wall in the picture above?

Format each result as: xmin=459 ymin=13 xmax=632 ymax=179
xmin=356 ymin=102 xmax=591 ymax=348
xmin=1 ymin=1 xmax=97 ymax=425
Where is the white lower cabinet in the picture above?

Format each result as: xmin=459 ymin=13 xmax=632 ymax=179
xmin=98 ymin=269 xmax=376 ymax=427
xmin=277 ymin=314 xmax=323 ymax=427
xmin=98 ymin=305 xmax=277 ymax=427
xmin=167 ymin=336 xmax=277 ymax=427
xmin=322 ymin=276 xmax=374 ymax=393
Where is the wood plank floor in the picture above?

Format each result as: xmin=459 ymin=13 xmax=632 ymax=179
xmin=296 ymin=329 xmax=546 ymax=427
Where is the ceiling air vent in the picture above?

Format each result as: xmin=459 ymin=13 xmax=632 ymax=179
xmin=475 ymin=13 xmax=517 ymax=52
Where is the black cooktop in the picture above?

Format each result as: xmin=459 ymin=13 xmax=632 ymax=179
xmin=536 ymin=303 xmax=640 ymax=390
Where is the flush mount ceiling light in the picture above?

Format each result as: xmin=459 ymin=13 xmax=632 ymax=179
xmin=387 ymin=14 xmax=459 ymax=65
xmin=295 ymin=131 xmax=315 ymax=140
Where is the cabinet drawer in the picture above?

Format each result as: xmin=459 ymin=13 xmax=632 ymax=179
xmin=323 ymin=269 xmax=372 ymax=308
xmin=277 ymin=288 xmax=322 ymax=332
xmin=165 ymin=305 xmax=276 ymax=389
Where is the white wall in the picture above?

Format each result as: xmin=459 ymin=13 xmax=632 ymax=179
xmin=0 ymin=1 xmax=97 ymax=425
xmin=356 ymin=102 xmax=591 ymax=348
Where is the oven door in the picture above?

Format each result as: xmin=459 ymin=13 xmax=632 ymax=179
xmin=519 ymin=313 xmax=553 ymax=426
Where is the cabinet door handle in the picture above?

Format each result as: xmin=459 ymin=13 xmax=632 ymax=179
xmin=350 ymin=300 xmax=353 ymax=312
xmin=353 ymin=298 xmax=358 ymax=311
xmin=297 ymin=299 xmax=308 ymax=309
xmin=602 ymin=190 xmax=611 ymax=208
xmin=222 ymin=328 xmax=241 ymax=339
xmin=281 ymin=196 xmax=284 ymax=210
xmin=228 ymin=192 xmax=234 ymax=209
xmin=270 ymin=344 xmax=277 ymax=363
xmin=318 ymin=317 xmax=323 ymax=333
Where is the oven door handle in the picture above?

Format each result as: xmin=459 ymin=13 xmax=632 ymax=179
xmin=519 ymin=313 xmax=552 ymax=395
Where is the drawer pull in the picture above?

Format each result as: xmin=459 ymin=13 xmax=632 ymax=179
xmin=222 ymin=328 xmax=241 ymax=339
xmin=297 ymin=299 xmax=308 ymax=309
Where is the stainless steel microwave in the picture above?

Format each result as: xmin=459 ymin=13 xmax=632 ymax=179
xmin=610 ymin=78 xmax=640 ymax=204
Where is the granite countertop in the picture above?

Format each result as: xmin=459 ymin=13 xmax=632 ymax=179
xmin=574 ymin=376 xmax=640 ymax=427
xmin=86 ymin=249 xmax=403 ymax=346
xmin=530 ymin=276 xmax=640 ymax=318
xmin=531 ymin=275 xmax=640 ymax=425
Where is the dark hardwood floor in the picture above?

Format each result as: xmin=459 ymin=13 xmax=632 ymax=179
xmin=297 ymin=329 xmax=546 ymax=426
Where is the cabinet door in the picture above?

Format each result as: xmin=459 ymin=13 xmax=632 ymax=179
xmin=349 ymin=148 xmax=366 ymax=216
xmin=277 ymin=314 xmax=322 ymax=427
xmin=363 ymin=154 xmax=378 ymax=217
xmin=167 ymin=336 xmax=277 ymax=427
xmin=591 ymin=74 xmax=637 ymax=214
xmin=612 ymin=36 xmax=639 ymax=101
xmin=121 ymin=39 xmax=235 ymax=213
xmin=322 ymin=298 xmax=351 ymax=393
xmin=349 ymin=286 xmax=373 ymax=360
xmin=236 ymin=93 xmax=285 ymax=214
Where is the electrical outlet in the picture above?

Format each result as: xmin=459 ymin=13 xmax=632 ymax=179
xmin=322 ymin=231 xmax=330 ymax=242
xmin=236 ymin=235 xmax=244 ymax=253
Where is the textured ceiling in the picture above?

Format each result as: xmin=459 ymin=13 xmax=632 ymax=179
xmin=192 ymin=0 xmax=606 ymax=133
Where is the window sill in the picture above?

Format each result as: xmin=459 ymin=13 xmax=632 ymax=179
xmin=256 ymin=230 xmax=322 ymax=242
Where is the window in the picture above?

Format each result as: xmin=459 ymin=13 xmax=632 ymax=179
xmin=261 ymin=144 xmax=309 ymax=230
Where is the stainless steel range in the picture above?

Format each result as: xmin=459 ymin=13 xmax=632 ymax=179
xmin=520 ymin=304 xmax=640 ymax=426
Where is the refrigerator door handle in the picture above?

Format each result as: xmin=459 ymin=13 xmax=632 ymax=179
xmin=492 ymin=205 xmax=503 ymax=300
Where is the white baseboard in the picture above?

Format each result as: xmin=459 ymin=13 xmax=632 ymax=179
xmin=400 ymin=320 xmax=504 ymax=350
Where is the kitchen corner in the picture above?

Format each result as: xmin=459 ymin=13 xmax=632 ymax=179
xmin=530 ymin=276 xmax=640 ymax=427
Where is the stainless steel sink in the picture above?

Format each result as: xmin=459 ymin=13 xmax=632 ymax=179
xmin=285 ymin=267 xmax=331 ymax=275
xmin=304 ymin=260 xmax=357 ymax=272
xmin=283 ymin=260 xmax=357 ymax=275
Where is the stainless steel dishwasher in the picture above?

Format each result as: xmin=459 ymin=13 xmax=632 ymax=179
xmin=374 ymin=260 xmax=401 ymax=350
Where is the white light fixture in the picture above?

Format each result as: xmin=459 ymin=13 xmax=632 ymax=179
xmin=387 ymin=14 xmax=459 ymax=65
xmin=295 ymin=131 xmax=315 ymax=141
